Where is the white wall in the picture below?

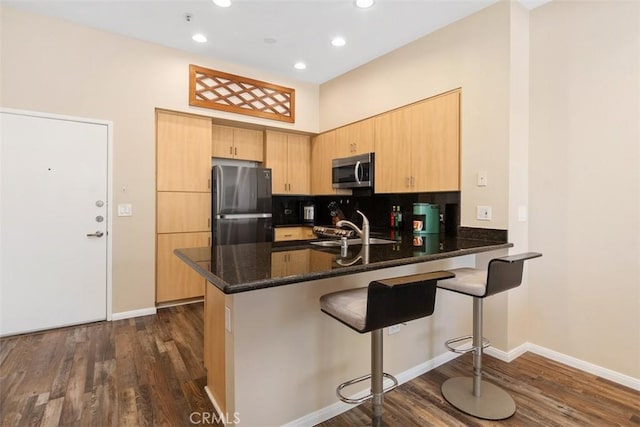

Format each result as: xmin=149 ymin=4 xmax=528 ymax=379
xmin=529 ymin=0 xmax=640 ymax=378
xmin=0 ymin=6 xmax=319 ymax=313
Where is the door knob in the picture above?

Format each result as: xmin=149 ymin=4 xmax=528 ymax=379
xmin=86 ymin=231 xmax=104 ymax=237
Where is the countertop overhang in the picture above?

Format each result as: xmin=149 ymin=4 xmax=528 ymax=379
xmin=174 ymin=231 xmax=512 ymax=294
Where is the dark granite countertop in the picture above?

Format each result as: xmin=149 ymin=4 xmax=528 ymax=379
xmin=174 ymin=230 xmax=512 ymax=295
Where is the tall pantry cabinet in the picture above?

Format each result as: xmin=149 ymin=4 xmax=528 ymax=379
xmin=156 ymin=110 xmax=212 ymax=304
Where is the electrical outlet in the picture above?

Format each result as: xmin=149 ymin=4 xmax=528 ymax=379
xmin=388 ymin=324 xmax=401 ymax=335
xmin=476 ymin=205 xmax=492 ymax=221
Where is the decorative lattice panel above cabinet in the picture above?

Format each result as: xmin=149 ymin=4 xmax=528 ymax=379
xmin=189 ymin=64 xmax=295 ymax=123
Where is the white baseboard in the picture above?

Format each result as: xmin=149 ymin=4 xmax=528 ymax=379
xmin=485 ymin=342 xmax=529 ymax=362
xmin=526 ymin=343 xmax=640 ymax=391
xmin=283 ymin=351 xmax=460 ymax=427
xmin=111 ymin=307 xmax=157 ymax=321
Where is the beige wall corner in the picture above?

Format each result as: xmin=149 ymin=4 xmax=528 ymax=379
xmin=506 ymin=0 xmax=532 ymax=352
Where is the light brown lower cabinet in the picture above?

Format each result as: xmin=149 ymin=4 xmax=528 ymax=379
xmin=271 ymin=250 xmax=311 ymax=277
xmin=156 ymin=232 xmax=210 ymax=303
xmin=273 ymin=226 xmax=315 ymax=242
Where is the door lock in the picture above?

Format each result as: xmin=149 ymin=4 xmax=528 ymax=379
xmin=86 ymin=231 xmax=104 ymax=237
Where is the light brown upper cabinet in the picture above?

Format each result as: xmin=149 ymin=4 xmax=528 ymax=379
xmin=374 ymin=91 xmax=460 ymax=193
xmin=374 ymin=107 xmax=412 ymax=193
xmin=212 ymin=124 xmax=264 ymax=162
xmin=310 ymin=130 xmax=336 ymax=195
xmin=264 ymin=130 xmax=311 ymax=195
xmin=334 ymin=118 xmax=375 ymax=159
xmin=157 ymin=111 xmax=212 ymax=192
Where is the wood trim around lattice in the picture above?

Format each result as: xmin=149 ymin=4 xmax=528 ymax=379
xmin=189 ymin=64 xmax=295 ymax=123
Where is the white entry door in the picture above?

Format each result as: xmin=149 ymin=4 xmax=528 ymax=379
xmin=0 ymin=111 xmax=109 ymax=336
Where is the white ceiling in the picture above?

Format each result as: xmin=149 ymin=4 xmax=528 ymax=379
xmin=4 ymin=0 xmax=547 ymax=84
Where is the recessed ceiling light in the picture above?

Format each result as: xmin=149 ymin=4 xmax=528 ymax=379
xmin=192 ymin=34 xmax=207 ymax=43
xmin=264 ymin=37 xmax=277 ymax=45
xmin=294 ymin=62 xmax=307 ymax=70
xmin=213 ymin=0 xmax=231 ymax=7
xmin=331 ymin=37 xmax=346 ymax=47
xmin=355 ymin=0 xmax=374 ymax=8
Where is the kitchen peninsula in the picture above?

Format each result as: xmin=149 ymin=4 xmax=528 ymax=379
xmin=175 ymin=231 xmax=511 ymax=426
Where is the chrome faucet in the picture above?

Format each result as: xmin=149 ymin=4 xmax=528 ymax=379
xmin=336 ymin=210 xmax=370 ymax=246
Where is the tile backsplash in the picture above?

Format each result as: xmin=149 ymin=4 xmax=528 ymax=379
xmin=274 ymin=191 xmax=460 ymax=235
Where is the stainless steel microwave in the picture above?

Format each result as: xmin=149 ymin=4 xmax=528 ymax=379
xmin=332 ymin=152 xmax=374 ymax=189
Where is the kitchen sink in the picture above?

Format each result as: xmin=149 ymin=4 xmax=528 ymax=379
xmin=310 ymin=238 xmax=395 ymax=247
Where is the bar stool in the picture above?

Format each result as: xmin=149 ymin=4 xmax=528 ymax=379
xmin=437 ymin=252 xmax=542 ymax=420
xmin=320 ymin=271 xmax=454 ymax=425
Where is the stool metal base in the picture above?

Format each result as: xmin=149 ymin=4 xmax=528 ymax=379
xmin=441 ymin=377 xmax=516 ymax=420
xmin=336 ymin=372 xmax=398 ymax=404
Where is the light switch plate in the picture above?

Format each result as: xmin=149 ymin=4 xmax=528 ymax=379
xmin=477 ymin=171 xmax=488 ymax=187
xmin=518 ymin=205 xmax=527 ymax=222
xmin=117 ymin=203 xmax=132 ymax=217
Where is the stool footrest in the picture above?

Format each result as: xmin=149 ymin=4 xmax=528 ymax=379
xmin=336 ymin=373 xmax=399 ymax=404
xmin=445 ymin=335 xmax=490 ymax=354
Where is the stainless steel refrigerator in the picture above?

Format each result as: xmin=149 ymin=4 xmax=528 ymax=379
xmin=212 ymin=165 xmax=273 ymax=245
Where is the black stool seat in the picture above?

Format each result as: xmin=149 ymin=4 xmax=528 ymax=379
xmin=320 ymin=270 xmax=454 ymax=426
xmin=438 ymin=252 xmax=542 ymax=299
xmin=321 ymin=271 xmax=454 ymax=333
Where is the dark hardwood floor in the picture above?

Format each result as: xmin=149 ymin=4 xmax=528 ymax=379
xmin=1 ymin=303 xmax=638 ymax=426
xmin=0 ymin=303 xmax=217 ymax=426
xmin=319 ymin=351 xmax=639 ymax=427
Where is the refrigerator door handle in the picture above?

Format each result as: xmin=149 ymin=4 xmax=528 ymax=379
xmin=217 ymin=213 xmax=273 ymax=219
